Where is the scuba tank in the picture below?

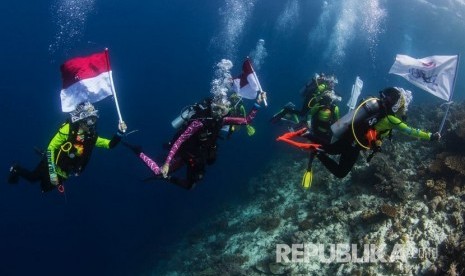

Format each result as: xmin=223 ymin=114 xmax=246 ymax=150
xmin=171 ymin=106 xmax=196 ymax=129
xmin=171 ymin=98 xmax=213 ymax=129
xmin=330 ymin=97 xmax=381 ymax=142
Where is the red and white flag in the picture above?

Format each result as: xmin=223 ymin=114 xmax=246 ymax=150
xmin=233 ymin=58 xmax=260 ymax=100
xmin=60 ymin=49 xmax=113 ymax=112
xmin=389 ymin=54 xmax=458 ymax=101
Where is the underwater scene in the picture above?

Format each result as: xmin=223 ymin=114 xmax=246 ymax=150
xmin=2 ymin=0 xmax=465 ymax=275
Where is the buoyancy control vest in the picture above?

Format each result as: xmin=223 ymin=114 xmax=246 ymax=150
xmin=170 ymin=100 xmax=222 ymax=162
xmin=55 ymin=121 xmax=97 ymax=175
xmin=312 ymin=104 xmax=338 ymax=137
xmin=330 ymin=97 xmax=386 ymax=148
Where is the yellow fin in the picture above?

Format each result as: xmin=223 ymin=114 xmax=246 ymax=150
xmin=301 ymin=169 xmax=313 ymax=189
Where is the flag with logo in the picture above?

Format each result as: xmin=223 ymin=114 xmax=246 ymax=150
xmin=389 ymin=54 xmax=458 ymax=101
xmin=60 ymin=49 xmax=114 ymax=112
xmin=232 ymin=58 xmax=261 ymax=100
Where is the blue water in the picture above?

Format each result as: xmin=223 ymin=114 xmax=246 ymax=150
xmin=1 ymin=0 xmax=464 ymax=275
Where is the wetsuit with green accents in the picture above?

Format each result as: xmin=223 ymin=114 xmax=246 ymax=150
xmin=374 ymin=115 xmax=431 ymax=140
xmin=309 ymin=103 xmax=340 ymax=141
xmin=317 ymin=114 xmax=432 ymax=178
xmin=270 ymin=78 xmax=330 ymax=124
xmin=14 ymin=122 xmax=121 ymax=192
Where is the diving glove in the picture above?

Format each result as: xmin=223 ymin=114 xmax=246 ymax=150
xmin=246 ymin=125 xmax=255 ymax=136
xmin=430 ymin=132 xmax=441 ymax=141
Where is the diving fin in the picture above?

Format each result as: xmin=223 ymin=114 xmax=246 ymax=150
xmin=8 ymin=165 xmax=20 ymax=184
xmin=301 ymin=169 xmax=312 ymax=189
xmin=270 ymin=109 xmax=286 ymax=124
xmin=301 ymin=152 xmax=315 ymax=189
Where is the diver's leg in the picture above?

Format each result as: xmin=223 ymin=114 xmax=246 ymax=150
xmin=334 ymin=148 xmax=360 ymax=178
xmin=33 ymin=160 xmax=58 ymax=192
xmin=270 ymin=102 xmax=297 ymax=123
xmin=179 ymin=158 xmax=206 ymax=190
xmin=10 ymin=160 xmax=46 ymax=183
xmin=298 ymin=101 xmax=310 ymax=117
xmin=316 ymin=147 xmax=359 ymax=178
xmin=166 ymin=176 xmax=194 ymax=190
xmin=316 ymin=153 xmax=344 ymax=178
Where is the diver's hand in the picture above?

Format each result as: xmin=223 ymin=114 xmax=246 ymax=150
xmin=161 ymin=163 xmax=170 ymax=178
xmin=430 ymin=132 xmax=441 ymax=141
xmin=118 ymin=121 xmax=127 ymax=134
xmin=49 ymin=173 xmax=59 ymax=186
xmin=257 ymin=91 xmax=267 ymax=106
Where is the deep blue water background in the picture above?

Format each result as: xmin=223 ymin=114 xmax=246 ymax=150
xmin=1 ymin=0 xmax=464 ymax=275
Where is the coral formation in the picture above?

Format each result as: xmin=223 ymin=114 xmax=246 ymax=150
xmin=444 ymin=155 xmax=465 ymax=175
xmin=380 ymin=204 xmax=398 ymax=218
xmin=152 ymin=102 xmax=465 ymax=275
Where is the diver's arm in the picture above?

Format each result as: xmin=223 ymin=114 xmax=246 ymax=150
xmin=165 ymin=120 xmax=204 ymax=166
xmin=239 ymin=105 xmax=247 ymax=118
xmin=95 ymin=122 xmax=126 ymax=149
xmin=386 ymin=115 xmax=431 ymax=140
xmin=160 ymin=120 xmax=204 ymax=177
xmin=140 ymin=152 xmax=161 ymax=175
xmin=95 ymin=131 xmax=123 ymax=149
xmin=223 ymin=103 xmax=260 ymax=125
xmin=122 ymin=142 xmax=161 ymax=175
xmin=46 ymin=124 xmax=69 ymax=183
xmin=47 ymin=124 xmax=69 ymax=161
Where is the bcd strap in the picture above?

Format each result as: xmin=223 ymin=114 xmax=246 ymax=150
xmin=365 ymin=129 xmax=382 ymax=162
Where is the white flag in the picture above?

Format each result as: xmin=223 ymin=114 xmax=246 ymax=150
xmin=389 ymin=54 xmax=458 ymax=101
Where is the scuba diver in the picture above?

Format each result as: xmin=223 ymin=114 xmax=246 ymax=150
xmin=124 ymin=92 xmax=267 ymax=190
xmin=8 ymin=102 xmax=126 ymax=192
xmin=270 ymin=73 xmax=339 ymax=127
xmin=317 ymin=87 xmax=440 ymax=178
xmin=277 ymin=90 xmax=341 ymax=189
xmin=223 ymin=92 xmax=256 ymax=138
xmin=278 ymin=87 xmax=441 ymax=181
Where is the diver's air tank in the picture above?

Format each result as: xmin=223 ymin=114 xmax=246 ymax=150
xmin=330 ymin=98 xmax=380 ymax=142
xmin=171 ymin=107 xmax=196 ymax=129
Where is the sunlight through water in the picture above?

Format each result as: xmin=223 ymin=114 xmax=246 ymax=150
xmin=48 ymin=0 xmax=95 ymax=58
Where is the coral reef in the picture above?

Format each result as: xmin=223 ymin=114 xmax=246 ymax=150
xmin=380 ymin=204 xmax=399 ymax=218
xmin=152 ymin=102 xmax=465 ymax=275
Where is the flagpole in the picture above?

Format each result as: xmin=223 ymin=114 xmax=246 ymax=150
xmin=248 ymin=58 xmax=268 ymax=107
xmin=438 ymin=54 xmax=460 ymax=134
xmin=104 ymin=48 xmax=125 ymax=129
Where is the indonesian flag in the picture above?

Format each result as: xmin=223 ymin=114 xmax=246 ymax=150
xmin=233 ymin=58 xmax=261 ymax=100
xmin=389 ymin=54 xmax=458 ymax=101
xmin=60 ymin=49 xmax=113 ymax=112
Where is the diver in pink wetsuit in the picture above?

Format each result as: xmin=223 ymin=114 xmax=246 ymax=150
xmin=124 ymin=93 xmax=266 ymax=189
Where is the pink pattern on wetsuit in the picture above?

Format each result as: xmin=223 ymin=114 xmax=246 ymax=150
xmin=139 ymin=152 xmax=161 ymax=175
xmin=165 ymin=106 xmax=259 ymax=166
xmin=165 ymin=120 xmax=204 ymax=165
